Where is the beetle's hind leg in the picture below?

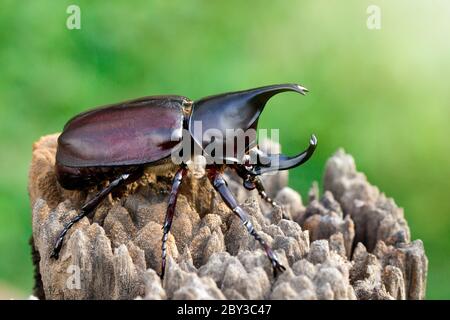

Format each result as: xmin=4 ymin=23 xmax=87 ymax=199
xmin=160 ymin=166 xmax=187 ymax=280
xmin=51 ymin=172 xmax=140 ymax=259
xmin=208 ymin=168 xmax=286 ymax=277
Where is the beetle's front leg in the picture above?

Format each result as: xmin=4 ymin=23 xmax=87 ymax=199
xmin=251 ymin=176 xmax=289 ymax=220
xmin=160 ymin=166 xmax=187 ymax=280
xmin=207 ymin=168 xmax=286 ymax=276
xmin=235 ymin=165 xmax=288 ymax=219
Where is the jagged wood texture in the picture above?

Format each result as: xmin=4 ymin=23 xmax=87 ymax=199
xmin=28 ymin=134 xmax=427 ymax=300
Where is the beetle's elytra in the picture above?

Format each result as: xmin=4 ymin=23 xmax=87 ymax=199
xmin=52 ymin=84 xmax=318 ymax=278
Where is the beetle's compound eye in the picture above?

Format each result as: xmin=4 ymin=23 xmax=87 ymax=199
xmin=187 ymin=154 xmax=207 ymax=179
xmin=242 ymin=154 xmax=254 ymax=171
xmin=242 ymin=147 xmax=261 ymax=171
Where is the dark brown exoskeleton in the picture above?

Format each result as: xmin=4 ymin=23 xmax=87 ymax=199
xmin=52 ymin=84 xmax=317 ymax=279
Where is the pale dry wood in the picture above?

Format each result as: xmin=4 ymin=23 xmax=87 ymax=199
xmin=29 ymin=135 xmax=427 ymax=300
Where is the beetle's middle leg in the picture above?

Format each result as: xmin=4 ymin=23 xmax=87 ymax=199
xmin=160 ymin=166 xmax=187 ymax=280
xmin=208 ymin=168 xmax=286 ymax=276
xmin=51 ymin=171 xmax=141 ymax=259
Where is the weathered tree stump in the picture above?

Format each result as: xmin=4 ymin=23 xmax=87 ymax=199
xmin=28 ymin=134 xmax=427 ymax=300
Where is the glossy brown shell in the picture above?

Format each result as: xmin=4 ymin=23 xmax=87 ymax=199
xmin=56 ymin=95 xmax=187 ymax=168
xmin=188 ymin=84 xmax=307 ymax=162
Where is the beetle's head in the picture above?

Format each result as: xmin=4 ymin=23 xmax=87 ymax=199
xmin=188 ymin=83 xmax=317 ymax=176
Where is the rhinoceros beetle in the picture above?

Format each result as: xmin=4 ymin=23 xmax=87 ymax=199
xmin=52 ymin=84 xmax=317 ymax=279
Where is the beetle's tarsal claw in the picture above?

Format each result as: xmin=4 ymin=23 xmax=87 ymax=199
xmin=50 ymin=247 xmax=60 ymax=260
xmin=50 ymin=236 xmax=64 ymax=259
xmin=273 ymin=263 xmax=286 ymax=277
xmin=269 ymin=254 xmax=286 ymax=277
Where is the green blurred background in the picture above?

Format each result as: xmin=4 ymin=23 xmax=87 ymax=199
xmin=0 ymin=0 xmax=449 ymax=299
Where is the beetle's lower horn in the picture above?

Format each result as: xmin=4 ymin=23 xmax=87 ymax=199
xmin=254 ymin=134 xmax=317 ymax=175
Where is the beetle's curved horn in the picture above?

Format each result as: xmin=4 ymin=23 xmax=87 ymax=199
xmin=189 ymin=84 xmax=308 ymax=152
xmin=252 ymin=134 xmax=317 ymax=175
